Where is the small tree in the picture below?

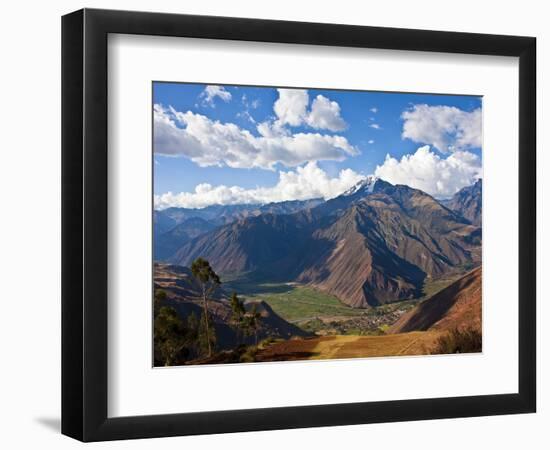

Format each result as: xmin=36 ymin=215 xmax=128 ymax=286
xmin=197 ymin=312 xmax=217 ymax=356
xmin=185 ymin=311 xmax=200 ymax=357
xmin=154 ymin=305 xmax=187 ymax=366
xmin=243 ymin=304 xmax=262 ymax=346
xmin=154 ymin=289 xmax=167 ymax=316
xmin=191 ymin=258 xmax=221 ymax=357
xmin=229 ymin=292 xmax=246 ymax=345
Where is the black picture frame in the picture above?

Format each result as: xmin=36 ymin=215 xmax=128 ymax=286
xmin=62 ymin=8 xmax=536 ymax=442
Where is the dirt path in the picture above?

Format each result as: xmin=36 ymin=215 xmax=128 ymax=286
xmin=256 ymin=332 xmax=441 ymax=362
xmin=311 ymin=335 xmax=362 ymax=359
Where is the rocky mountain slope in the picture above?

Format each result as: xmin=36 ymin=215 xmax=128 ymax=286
xmin=389 ymin=266 xmax=482 ymax=333
xmin=171 ymin=179 xmax=481 ymax=307
xmin=443 ymin=179 xmax=482 ymax=226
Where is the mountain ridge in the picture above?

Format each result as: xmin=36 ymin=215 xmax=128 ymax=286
xmin=389 ymin=266 xmax=482 ymax=333
xmin=443 ymin=179 xmax=482 ymax=226
xmin=170 ymin=179 xmax=481 ymax=307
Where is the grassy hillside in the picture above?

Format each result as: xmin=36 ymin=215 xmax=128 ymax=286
xmin=419 ymin=272 xmax=467 ymax=300
xmin=243 ymin=284 xmax=363 ymax=322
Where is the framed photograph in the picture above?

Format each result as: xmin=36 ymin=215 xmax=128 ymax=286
xmin=62 ymin=8 xmax=536 ymax=441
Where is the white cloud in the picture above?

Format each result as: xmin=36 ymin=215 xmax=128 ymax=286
xmin=370 ymin=107 xmax=378 ymax=113
xmin=272 ymin=89 xmax=347 ymax=131
xmin=238 ymin=94 xmax=260 ymax=124
xmin=369 ymin=123 xmax=381 ymax=130
xmin=374 ymin=145 xmax=481 ymax=198
xmin=154 ymin=162 xmax=365 ymax=209
xmin=241 ymin=94 xmax=260 ymax=109
xmin=401 ymin=104 xmax=481 ymax=152
xmin=273 ymin=89 xmax=309 ymax=126
xmin=237 ymin=110 xmax=256 ymax=124
xmin=201 ymin=85 xmax=232 ymax=106
xmin=368 ymin=140 xmax=375 ymax=144
xmin=154 ymin=104 xmax=357 ymax=170
xmin=306 ymin=95 xmax=347 ymax=131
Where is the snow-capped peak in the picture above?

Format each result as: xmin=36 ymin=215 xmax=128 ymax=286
xmin=342 ymin=176 xmax=379 ymax=196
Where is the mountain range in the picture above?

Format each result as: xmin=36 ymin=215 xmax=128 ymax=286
xmin=442 ymin=179 xmax=482 ymax=226
xmin=154 ymin=198 xmax=323 ymax=260
xmin=157 ymin=178 xmax=482 ymax=308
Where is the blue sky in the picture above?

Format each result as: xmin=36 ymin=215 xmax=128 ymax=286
xmin=153 ymin=82 xmax=482 ymax=209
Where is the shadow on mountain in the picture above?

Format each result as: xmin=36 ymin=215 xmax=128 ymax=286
xmin=255 ymin=337 xmax=323 ymax=362
xmin=390 ymin=266 xmax=482 ymax=333
xmin=222 ymin=272 xmax=295 ymax=295
xmin=363 ymin=240 xmax=426 ymax=306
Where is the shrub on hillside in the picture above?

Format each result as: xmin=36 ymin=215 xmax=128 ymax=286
xmin=431 ymin=328 xmax=482 ymax=354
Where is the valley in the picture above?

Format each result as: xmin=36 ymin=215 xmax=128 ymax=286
xmin=225 ymin=274 xmax=463 ymax=336
xmin=153 ymin=178 xmax=483 ymax=366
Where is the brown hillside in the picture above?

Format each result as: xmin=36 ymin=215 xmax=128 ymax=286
xmin=172 ymin=180 xmax=481 ymax=308
xmin=297 ymin=205 xmax=426 ymax=307
xmin=297 ymin=188 xmax=478 ymax=307
xmin=154 ymin=263 xmax=309 ymax=349
xmin=389 ymin=266 xmax=482 ymax=333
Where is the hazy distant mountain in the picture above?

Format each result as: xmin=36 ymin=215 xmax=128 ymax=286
xmin=257 ymin=198 xmax=324 ymax=216
xmin=154 ymin=217 xmax=216 ymax=260
xmin=154 ymin=198 xmax=323 ymax=261
xmin=172 ymin=179 xmax=481 ymax=307
xmin=443 ymin=179 xmax=482 ymax=226
xmin=153 ymin=210 xmax=177 ymax=236
xmin=159 ymin=204 xmax=258 ymax=227
xmin=156 ymin=198 xmax=323 ymax=228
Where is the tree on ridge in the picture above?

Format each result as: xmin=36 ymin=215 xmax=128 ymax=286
xmin=191 ymin=258 xmax=221 ymax=357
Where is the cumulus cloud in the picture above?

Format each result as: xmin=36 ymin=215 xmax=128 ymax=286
xmin=369 ymin=123 xmax=381 ymax=130
xmin=401 ymin=104 xmax=481 ymax=153
xmin=272 ymin=89 xmax=347 ymax=131
xmin=306 ymin=95 xmax=347 ymax=131
xmin=201 ymin=85 xmax=232 ymax=106
xmin=374 ymin=145 xmax=482 ymax=198
xmin=154 ymin=104 xmax=357 ymax=170
xmin=154 ymin=162 xmax=366 ymax=209
xmin=370 ymin=107 xmax=378 ymax=113
xmin=273 ymin=89 xmax=309 ymax=126
xmin=368 ymin=140 xmax=375 ymax=144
